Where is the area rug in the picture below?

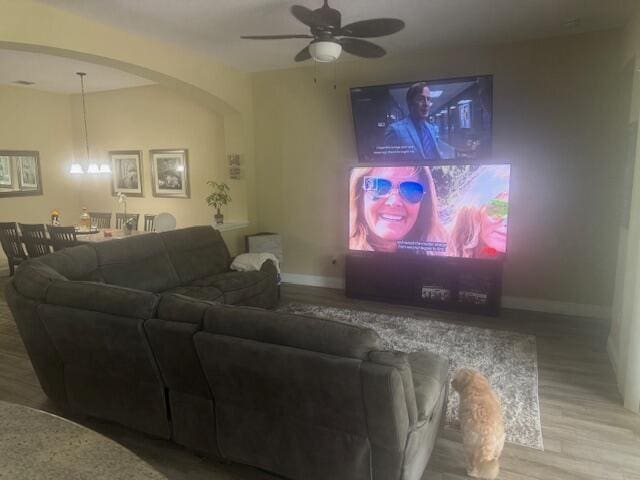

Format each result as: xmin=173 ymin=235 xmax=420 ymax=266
xmin=279 ymin=303 xmax=543 ymax=450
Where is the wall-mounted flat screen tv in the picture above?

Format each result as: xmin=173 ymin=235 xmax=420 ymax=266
xmin=350 ymin=75 xmax=493 ymax=163
xmin=349 ymin=163 xmax=510 ymax=260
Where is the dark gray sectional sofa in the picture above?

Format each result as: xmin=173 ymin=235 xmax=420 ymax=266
xmin=5 ymin=225 xmax=449 ymax=480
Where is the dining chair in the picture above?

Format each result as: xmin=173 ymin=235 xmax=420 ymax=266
xmin=154 ymin=212 xmax=177 ymax=232
xmin=89 ymin=212 xmax=112 ymax=229
xmin=18 ymin=223 xmax=50 ymax=258
xmin=0 ymin=222 xmax=27 ymax=276
xmin=47 ymin=225 xmax=79 ymax=251
xmin=143 ymin=214 xmax=156 ymax=232
xmin=115 ymin=213 xmax=140 ymax=230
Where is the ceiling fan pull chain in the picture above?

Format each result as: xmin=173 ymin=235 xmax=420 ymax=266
xmin=314 ymin=58 xmax=318 ymax=84
xmin=333 ymin=60 xmax=337 ymax=90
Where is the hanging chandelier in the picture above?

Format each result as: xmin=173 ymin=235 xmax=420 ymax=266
xmin=70 ymin=72 xmax=110 ymax=175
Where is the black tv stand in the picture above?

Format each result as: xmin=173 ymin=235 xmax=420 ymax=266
xmin=345 ymin=253 xmax=503 ymax=316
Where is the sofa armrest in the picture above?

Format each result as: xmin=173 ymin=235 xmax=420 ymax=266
xmin=46 ymin=280 xmax=159 ymax=319
xmin=408 ymin=351 xmax=450 ymax=421
xmin=260 ymin=258 xmax=277 ymax=271
xmin=369 ymin=351 xmax=418 ymax=425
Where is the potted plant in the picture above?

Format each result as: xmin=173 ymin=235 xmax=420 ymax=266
xmin=206 ymin=181 xmax=231 ymax=224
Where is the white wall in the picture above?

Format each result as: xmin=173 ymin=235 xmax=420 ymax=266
xmin=608 ymin=6 xmax=640 ymax=414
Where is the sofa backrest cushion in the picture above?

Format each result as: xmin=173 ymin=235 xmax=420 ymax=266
xmin=202 ymin=305 xmax=382 ymax=360
xmin=93 ymin=233 xmax=180 ymax=293
xmin=38 ymin=245 xmax=102 ymax=282
xmin=159 ymin=226 xmax=230 ymax=284
xmin=12 ymin=245 xmax=102 ymax=301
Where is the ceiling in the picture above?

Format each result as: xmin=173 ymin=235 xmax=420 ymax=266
xmin=0 ymin=50 xmax=154 ymax=94
xmin=35 ymin=0 xmax=636 ymax=72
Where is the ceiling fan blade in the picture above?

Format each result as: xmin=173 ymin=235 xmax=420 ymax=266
xmin=294 ymin=45 xmax=311 ymax=62
xmin=339 ymin=38 xmax=386 ymax=58
xmin=241 ymin=34 xmax=313 ymax=40
xmin=291 ymin=5 xmax=316 ymax=26
xmin=340 ymin=18 xmax=405 ymax=38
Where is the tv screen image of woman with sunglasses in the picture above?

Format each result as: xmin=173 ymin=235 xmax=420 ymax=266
xmin=446 ymin=164 xmax=510 ymax=259
xmin=349 ymin=165 xmax=448 ymax=255
xmin=348 ymin=164 xmax=511 ymax=259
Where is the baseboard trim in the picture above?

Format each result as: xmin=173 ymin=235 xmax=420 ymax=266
xmin=502 ymin=296 xmax=610 ymax=319
xmin=281 ymin=273 xmax=345 ymax=289
xmin=281 ymin=272 xmax=611 ymax=319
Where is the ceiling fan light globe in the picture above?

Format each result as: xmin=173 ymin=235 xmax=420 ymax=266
xmin=309 ymin=41 xmax=342 ymax=62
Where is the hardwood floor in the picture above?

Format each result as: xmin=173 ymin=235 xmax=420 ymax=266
xmin=1 ymin=276 xmax=638 ymax=480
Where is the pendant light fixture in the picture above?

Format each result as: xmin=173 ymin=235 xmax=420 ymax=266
xmin=70 ymin=72 xmax=111 ymax=175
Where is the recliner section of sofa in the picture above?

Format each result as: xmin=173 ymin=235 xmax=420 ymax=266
xmin=194 ymin=305 xmax=382 ymax=480
xmin=144 ymin=293 xmax=220 ymax=456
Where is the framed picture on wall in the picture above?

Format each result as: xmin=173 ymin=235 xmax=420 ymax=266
xmin=110 ymin=150 xmax=144 ymax=197
xmin=0 ymin=156 xmax=12 ymax=188
xmin=0 ymin=151 xmax=42 ymax=197
xmin=150 ymin=149 xmax=190 ymax=198
xmin=18 ymin=155 xmax=39 ymax=189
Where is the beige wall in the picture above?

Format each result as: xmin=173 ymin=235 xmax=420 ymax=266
xmin=0 ymin=85 xmax=80 ymax=265
xmin=253 ymin=29 xmax=624 ymax=307
xmin=0 ymin=0 xmax=258 ymax=246
xmin=0 ymin=84 xmax=249 ymax=270
xmin=70 ymin=84 xmax=248 ymax=253
xmin=70 ymin=84 xmax=243 ymax=225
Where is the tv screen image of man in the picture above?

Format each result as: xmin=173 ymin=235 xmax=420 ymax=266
xmin=384 ymin=82 xmax=455 ymax=162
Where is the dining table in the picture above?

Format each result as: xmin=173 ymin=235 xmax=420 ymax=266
xmin=75 ymin=228 xmax=147 ymax=243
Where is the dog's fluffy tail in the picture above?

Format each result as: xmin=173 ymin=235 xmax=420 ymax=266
xmin=475 ymin=459 xmax=500 ymax=479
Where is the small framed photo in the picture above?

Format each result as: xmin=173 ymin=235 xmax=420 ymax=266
xmin=228 ymin=153 xmax=242 ymax=179
xmin=18 ymin=155 xmax=39 ymax=189
xmin=0 ymin=156 xmax=12 ymax=188
xmin=0 ymin=151 xmax=42 ymax=197
xmin=110 ymin=150 xmax=143 ymax=197
xmin=150 ymin=149 xmax=190 ymax=198
xmin=0 ymin=150 xmax=42 ymax=197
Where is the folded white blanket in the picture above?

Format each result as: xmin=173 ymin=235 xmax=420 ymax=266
xmin=231 ymin=253 xmax=281 ymax=274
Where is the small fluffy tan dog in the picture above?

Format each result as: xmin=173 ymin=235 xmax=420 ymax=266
xmin=452 ymin=368 xmax=505 ymax=479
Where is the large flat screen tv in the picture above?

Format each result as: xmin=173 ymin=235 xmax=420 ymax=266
xmin=349 ymin=163 xmax=510 ymax=260
xmin=350 ymin=75 xmax=493 ymax=163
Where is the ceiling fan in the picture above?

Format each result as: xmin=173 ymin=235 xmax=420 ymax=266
xmin=241 ymin=0 xmax=405 ymax=63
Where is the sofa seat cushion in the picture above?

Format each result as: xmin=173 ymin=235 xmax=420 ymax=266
xmin=190 ymin=271 xmax=270 ymax=305
xmin=163 ymin=286 xmax=224 ymax=303
xmin=408 ymin=351 xmax=449 ymax=421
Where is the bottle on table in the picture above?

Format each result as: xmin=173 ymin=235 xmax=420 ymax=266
xmin=79 ymin=207 xmax=92 ymax=231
